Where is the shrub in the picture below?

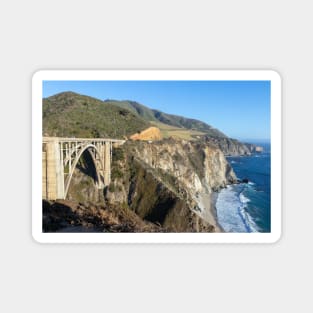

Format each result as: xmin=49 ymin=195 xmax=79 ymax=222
xmin=112 ymin=148 xmax=124 ymax=161
xmin=111 ymin=168 xmax=123 ymax=180
xmin=108 ymin=183 xmax=115 ymax=192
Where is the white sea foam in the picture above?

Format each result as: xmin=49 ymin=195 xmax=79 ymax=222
xmin=216 ymin=185 xmax=259 ymax=233
xmin=239 ymin=193 xmax=250 ymax=203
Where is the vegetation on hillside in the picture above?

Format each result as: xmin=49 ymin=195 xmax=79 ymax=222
xmin=43 ymin=91 xmax=228 ymax=140
xmin=43 ymin=92 xmax=150 ymax=138
xmin=105 ymin=99 xmax=158 ymax=121
xmin=106 ymin=99 xmax=227 ymax=138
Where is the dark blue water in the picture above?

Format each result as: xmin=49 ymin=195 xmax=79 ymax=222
xmin=216 ymin=143 xmax=271 ymax=233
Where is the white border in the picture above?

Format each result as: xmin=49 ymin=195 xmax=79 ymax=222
xmin=32 ymin=70 xmax=281 ymax=243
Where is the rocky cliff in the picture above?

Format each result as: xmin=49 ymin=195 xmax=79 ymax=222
xmin=126 ymin=140 xmax=236 ymax=193
xmin=204 ymin=137 xmax=254 ymax=156
xmin=105 ymin=139 xmax=236 ymax=232
xmin=244 ymin=143 xmax=264 ymax=153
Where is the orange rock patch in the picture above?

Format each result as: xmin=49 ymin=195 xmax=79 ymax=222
xmin=130 ymin=127 xmax=162 ymax=141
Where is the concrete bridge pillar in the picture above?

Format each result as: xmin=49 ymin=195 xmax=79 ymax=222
xmin=44 ymin=139 xmax=64 ymax=200
xmin=104 ymin=141 xmax=111 ymax=186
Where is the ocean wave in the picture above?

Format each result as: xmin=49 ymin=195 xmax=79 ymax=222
xmin=216 ymin=185 xmax=259 ymax=233
xmin=239 ymin=192 xmax=250 ymax=203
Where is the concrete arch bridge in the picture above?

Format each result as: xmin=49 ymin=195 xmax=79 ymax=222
xmin=42 ymin=137 xmax=125 ymax=200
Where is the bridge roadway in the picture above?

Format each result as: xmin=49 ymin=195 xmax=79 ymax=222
xmin=42 ymin=137 xmax=125 ymax=200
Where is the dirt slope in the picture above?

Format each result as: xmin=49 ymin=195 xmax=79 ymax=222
xmin=130 ymin=126 xmax=162 ymax=141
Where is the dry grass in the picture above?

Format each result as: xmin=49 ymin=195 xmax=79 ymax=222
xmin=150 ymin=121 xmax=205 ymax=141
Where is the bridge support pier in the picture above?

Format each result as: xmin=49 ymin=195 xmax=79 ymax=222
xmin=43 ymin=139 xmax=65 ymax=200
xmin=104 ymin=141 xmax=111 ymax=186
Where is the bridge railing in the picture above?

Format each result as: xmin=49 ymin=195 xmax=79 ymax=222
xmin=43 ymin=137 xmax=125 ymax=144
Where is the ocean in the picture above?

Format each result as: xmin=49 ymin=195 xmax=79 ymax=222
xmin=216 ymin=143 xmax=271 ymax=233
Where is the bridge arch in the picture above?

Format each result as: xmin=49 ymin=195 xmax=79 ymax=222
xmin=43 ymin=137 xmax=125 ymax=200
xmin=64 ymin=143 xmax=105 ymax=199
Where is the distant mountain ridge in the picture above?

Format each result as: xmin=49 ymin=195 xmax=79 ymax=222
xmin=105 ymin=99 xmax=227 ymax=138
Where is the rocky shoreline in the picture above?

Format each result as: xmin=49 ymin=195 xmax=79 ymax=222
xmin=193 ymin=191 xmax=223 ymax=232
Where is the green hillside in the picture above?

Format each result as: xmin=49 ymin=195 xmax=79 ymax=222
xmin=105 ymin=99 xmax=158 ymax=122
xmin=43 ymin=91 xmax=227 ymax=140
xmin=107 ymin=99 xmax=227 ymax=138
xmin=43 ymin=92 xmax=150 ymax=138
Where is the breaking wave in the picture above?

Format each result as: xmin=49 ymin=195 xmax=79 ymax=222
xmin=216 ymin=185 xmax=259 ymax=233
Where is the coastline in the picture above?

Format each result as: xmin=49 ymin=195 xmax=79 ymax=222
xmin=211 ymin=191 xmax=224 ymax=232
xmin=196 ymin=191 xmax=224 ymax=232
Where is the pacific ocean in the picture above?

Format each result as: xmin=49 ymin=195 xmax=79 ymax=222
xmin=216 ymin=142 xmax=271 ymax=233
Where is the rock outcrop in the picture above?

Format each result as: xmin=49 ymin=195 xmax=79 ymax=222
xmin=204 ymin=137 xmax=253 ymax=156
xmin=244 ymin=143 xmax=264 ymax=153
xmin=126 ymin=140 xmax=236 ymax=194
xmin=130 ymin=126 xmax=162 ymax=141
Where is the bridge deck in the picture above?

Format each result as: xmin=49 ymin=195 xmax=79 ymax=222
xmin=43 ymin=137 xmax=126 ymax=143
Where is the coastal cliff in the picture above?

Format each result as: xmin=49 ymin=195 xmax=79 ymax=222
xmin=105 ymin=139 xmax=236 ymax=232
xmin=204 ymin=137 xmax=252 ymax=156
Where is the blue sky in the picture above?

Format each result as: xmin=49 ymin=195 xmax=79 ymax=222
xmin=43 ymin=80 xmax=270 ymax=141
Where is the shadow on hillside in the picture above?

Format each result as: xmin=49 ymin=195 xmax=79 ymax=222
xmin=42 ymin=199 xmax=164 ymax=233
xmin=43 ymin=200 xmax=87 ymax=232
xmin=75 ymin=149 xmax=97 ymax=180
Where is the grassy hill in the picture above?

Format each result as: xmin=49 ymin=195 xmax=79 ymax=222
xmin=150 ymin=121 xmax=206 ymax=140
xmin=43 ymin=91 xmax=229 ymax=142
xmin=43 ymin=92 xmax=150 ymax=138
xmin=106 ymin=99 xmax=227 ymax=138
xmin=105 ymin=99 xmax=158 ymax=122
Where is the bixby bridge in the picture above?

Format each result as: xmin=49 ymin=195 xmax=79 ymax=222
xmin=42 ymin=137 xmax=125 ymax=200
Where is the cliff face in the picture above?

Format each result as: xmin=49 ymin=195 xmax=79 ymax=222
xmin=204 ymin=137 xmax=253 ymax=156
xmin=244 ymin=143 xmax=264 ymax=153
xmin=105 ymin=139 xmax=236 ymax=232
xmin=126 ymin=140 xmax=236 ymax=194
